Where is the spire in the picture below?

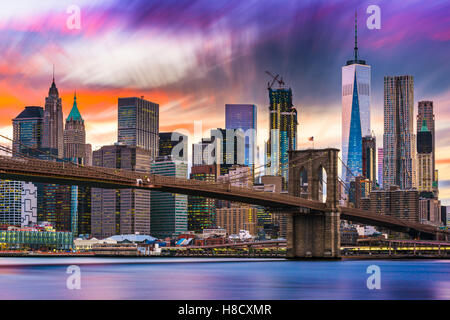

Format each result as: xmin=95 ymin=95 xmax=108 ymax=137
xmin=354 ymin=11 xmax=358 ymax=62
xmin=48 ymin=65 xmax=59 ymax=97
xmin=66 ymin=91 xmax=83 ymax=122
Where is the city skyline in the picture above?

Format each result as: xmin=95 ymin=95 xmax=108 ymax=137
xmin=0 ymin=0 xmax=449 ymax=204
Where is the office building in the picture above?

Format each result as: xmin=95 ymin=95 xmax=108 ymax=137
xmin=417 ymin=120 xmax=433 ymax=194
xmin=150 ymin=157 xmax=188 ymax=238
xmin=12 ymin=106 xmax=44 ymax=157
xmin=159 ymin=132 xmax=188 ymax=161
xmin=419 ymin=197 xmax=441 ymax=226
xmin=0 ymin=180 xmax=22 ymax=226
xmin=216 ymin=207 xmax=258 ymax=236
xmin=63 ymin=93 xmax=92 ymax=236
xmin=362 ymin=134 xmax=376 ymax=186
xmin=10 ymin=106 xmax=43 ymax=227
xmin=188 ymin=165 xmax=218 ymax=233
xmin=225 ymin=104 xmax=257 ymax=176
xmin=369 ymin=186 xmax=419 ymax=223
xmin=342 ymin=14 xmax=371 ymax=184
xmin=383 ymin=75 xmax=416 ymax=189
xmin=210 ymin=128 xmax=245 ymax=175
xmin=42 ymin=76 xmax=64 ymax=158
xmin=417 ymin=101 xmax=437 ymax=194
xmin=377 ymin=148 xmax=383 ymax=188
xmin=118 ymin=97 xmax=159 ymax=160
xmin=92 ymin=145 xmax=152 ymax=239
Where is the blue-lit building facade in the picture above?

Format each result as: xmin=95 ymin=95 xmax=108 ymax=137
xmin=225 ymin=104 xmax=257 ymax=177
xmin=266 ymin=87 xmax=297 ymax=188
xmin=341 ymin=19 xmax=371 ymax=185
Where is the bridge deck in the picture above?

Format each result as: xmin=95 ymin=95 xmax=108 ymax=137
xmin=0 ymin=155 xmax=448 ymax=237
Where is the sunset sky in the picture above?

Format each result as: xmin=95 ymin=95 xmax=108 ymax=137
xmin=0 ymin=0 xmax=449 ymax=203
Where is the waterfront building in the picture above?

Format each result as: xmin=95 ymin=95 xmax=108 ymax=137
xmin=216 ymin=207 xmax=258 ymax=236
xmin=0 ymin=180 xmax=22 ymax=226
xmin=150 ymin=156 xmax=188 ymax=238
xmin=225 ymin=104 xmax=257 ymax=177
xmin=266 ymin=87 xmax=297 ymax=188
xmin=383 ymin=75 xmax=416 ymax=189
xmin=0 ymin=223 xmax=73 ymax=250
xmin=92 ymin=144 xmax=152 ymax=239
xmin=188 ymin=165 xmax=218 ymax=233
xmin=117 ymin=97 xmax=159 ymax=160
xmin=417 ymin=101 xmax=437 ymax=195
xmin=342 ymin=14 xmax=371 ymax=184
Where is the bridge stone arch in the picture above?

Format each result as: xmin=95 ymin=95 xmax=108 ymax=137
xmin=287 ymin=148 xmax=340 ymax=259
xmin=288 ymin=148 xmax=339 ymax=209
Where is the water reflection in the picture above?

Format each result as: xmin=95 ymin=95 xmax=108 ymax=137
xmin=0 ymin=258 xmax=449 ymax=299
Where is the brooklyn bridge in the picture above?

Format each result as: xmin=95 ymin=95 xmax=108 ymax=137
xmin=0 ymin=147 xmax=448 ymax=259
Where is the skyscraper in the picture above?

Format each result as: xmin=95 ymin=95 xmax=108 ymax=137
xmin=188 ymin=165 xmax=218 ymax=233
xmin=150 ymin=157 xmax=188 ymax=238
xmin=417 ymin=101 xmax=437 ymax=195
xmin=210 ymin=128 xmax=245 ymax=175
xmin=9 ymin=106 xmax=45 ymax=227
xmin=342 ymin=13 xmax=371 ymax=184
xmin=377 ymin=148 xmax=383 ymax=188
xmin=92 ymin=145 xmax=152 ymax=239
xmin=63 ymin=93 xmax=92 ymax=236
xmin=12 ymin=106 xmax=44 ymax=157
xmin=159 ymin=132 xmax=188 ymax=161
xmin=42 ymin=76 xmax=64 ymax=158
xmin=383 ymin=75 xmax=416 ymax=189
xmin=266 ymin=87 xmax=297 ymax=187
xmin=417 ymin=120 xmax=433 ymax=194
xmin=64 ymin=93 xmax=92 ymax=165
xmin=118 ymin=97 xmax=159 ymax=160
xmin=225 ymin=104 xmax=257 ymax=176
xmin=362 ymin=134 xmax=376 ymax=187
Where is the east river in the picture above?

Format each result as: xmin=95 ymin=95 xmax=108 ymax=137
xmin=0 ymin=257 xmax=449 ymax=299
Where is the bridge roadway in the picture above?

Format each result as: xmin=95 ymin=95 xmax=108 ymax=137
xmin=0 ymin=155 xmax=447 ymax=238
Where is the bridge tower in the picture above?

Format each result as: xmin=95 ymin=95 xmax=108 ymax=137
xmin=287 ymin=148 xmax=341 ymax=259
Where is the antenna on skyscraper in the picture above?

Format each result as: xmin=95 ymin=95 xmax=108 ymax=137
xmin=354 ymin=11 xmax=358 ymax=61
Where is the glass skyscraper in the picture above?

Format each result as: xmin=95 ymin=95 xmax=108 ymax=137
xmin=225 ymin=104 xmax=257 ymax=176
xmin=266 ymin=87 xmax=297 ymax=188
xmin=342 ymin=15 xmax=371 ymax=184
xmin=118 ymin=97 xmax=159 ymax=161
xmin=150 ymin=158 xmax=188 ymax=238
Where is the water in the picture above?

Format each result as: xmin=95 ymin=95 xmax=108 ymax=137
xmin=0 ymin=257 xmax=449 ymax=299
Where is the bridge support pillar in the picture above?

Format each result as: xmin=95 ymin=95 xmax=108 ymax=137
xmin=287 ymin=210 xmax=340 ymax=259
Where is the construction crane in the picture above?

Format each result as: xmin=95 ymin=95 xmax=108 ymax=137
xmin=265 ymin=70 xmax=285 ymax=90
